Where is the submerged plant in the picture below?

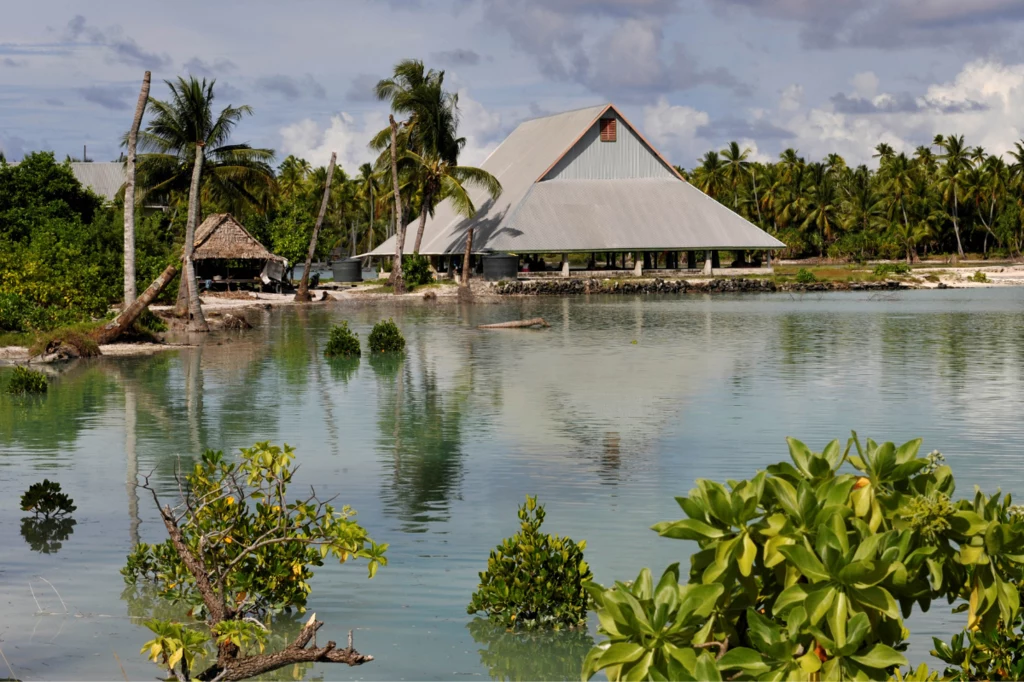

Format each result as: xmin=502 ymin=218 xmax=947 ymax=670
xmin=584 ymin=433 xmax=1024 ymax=681
xmin=368 ymin=318 xmax=405 ymax=353
xmin=8 ymin=365 xmax=48 ymax=394
xmin=21 ymin=479 xmax=76 ymax=518
xmin=324 ymin=321 xmax=361 ymax=358
xmin=468 ymin=495 xmax=592 ymax=630
xmin=123 ymin=442 xmax=388 ymax=681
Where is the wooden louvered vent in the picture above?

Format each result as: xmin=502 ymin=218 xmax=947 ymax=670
xmin=599 ymin=117 xmax=617 ymax=142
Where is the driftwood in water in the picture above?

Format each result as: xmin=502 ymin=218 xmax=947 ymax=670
xmin=478 ymin=317 xmax=550 ymax=329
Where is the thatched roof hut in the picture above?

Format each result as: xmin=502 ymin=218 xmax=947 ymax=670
xmin=193 ymin=213 xmax=286 ymax=263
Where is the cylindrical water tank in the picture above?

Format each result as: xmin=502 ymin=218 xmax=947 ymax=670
xmin=482 ymin=254 xmax=519 ymax=281
xmin=332 ymin=258 xmax=363 ymax=283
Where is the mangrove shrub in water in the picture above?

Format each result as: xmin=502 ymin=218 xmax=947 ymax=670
xmin=368 ymin=318 xmax=405 ymax=353
xmin=584 ymin=434 xmax=1024 ymax=681
xmin=123 ymin=442 xmax=388 ymax=681
xmin=21 ymin=479 xmax=75 ymax=517
xmin=468 ymin=495 xmax=592 ymax=630
xmin=324 ymin=321 xmax=361 ymax=358
xmin=7 ymin=365 xmax=48 ymax=394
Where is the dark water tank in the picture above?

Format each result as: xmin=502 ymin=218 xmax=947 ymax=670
xmin=332 ymin=258 xmax=363 ymax=283
xmin=482 ymin=254 xmax=518 ymax=281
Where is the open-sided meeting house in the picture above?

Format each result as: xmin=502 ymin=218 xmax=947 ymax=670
xmin=367 ymin=103 xmax=785 ymax=277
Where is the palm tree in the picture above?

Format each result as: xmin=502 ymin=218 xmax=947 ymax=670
xmin=693 ymin=151 xmax=727 ymax=200
xmin=278 ymin=155 xmax=312 ymax=201
xmin=401 ymin=149 xmax=502 ymax=254
xmin=935 ymin=133 xmax=971 ymax=257
xmin=801 ymin=163 xmax=839 ymax=255
xmin=136 ymin=77 xmax=276 ymax=215
xmin=721 ymin=141 xmax=751 ymax=214
xmin=357 ymin=163 xmax=381 ymax=253
xmin=841 ymin=165 xmax=886 ymax=260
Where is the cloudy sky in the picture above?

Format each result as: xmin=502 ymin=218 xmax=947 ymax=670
xmin=5 ymin=0 xmax=1024 ymax=172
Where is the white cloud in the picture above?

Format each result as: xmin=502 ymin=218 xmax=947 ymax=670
xmin=779 ymin=84 xmax=803 ymax=113
xmin=279 ymin=111 xmax=384 ymax=173
xmin=455 ymin=89 xmax=504 ymax=166
xmin=851 ymin=71 xmax=879 ymax=99
xmin=642 ymin=97 xmax=711 ymax=166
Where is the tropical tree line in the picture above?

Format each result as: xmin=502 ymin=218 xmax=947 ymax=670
xmin=684 ymin=137 xmax=1024 ymax=262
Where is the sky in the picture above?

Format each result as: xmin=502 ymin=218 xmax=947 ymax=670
xmin=5 ymin=0 xmax=1024 ymax=173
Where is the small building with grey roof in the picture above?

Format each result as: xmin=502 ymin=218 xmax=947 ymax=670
xmin=367 ymin=103 xmax=784 ymax=276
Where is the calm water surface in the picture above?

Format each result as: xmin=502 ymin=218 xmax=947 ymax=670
xmin=3 ymin=289 xmax=1024 ymax=680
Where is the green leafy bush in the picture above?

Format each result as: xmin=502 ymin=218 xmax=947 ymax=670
xmin=584 ymin=433 xmax=1024 ymax=681
xmin=324 ymin=321 xmax=360 ymax=358
xmin=20 ymin=479 xmax=76 ymax=517
xmin=123 ymin=442 xmax=388 ymax=680
xmin=795 ymin=268 xmax=817 ymax=284
xmin=8 ymin=365 xmax=48 ymax=394
xmin=970 ymin=270 xmax=989 ymax=283
xmin=403 ymin=253 xmax=434 ymax=288
xmin=368 ymin=318 xmax=405 ymax=353
xmin=468 ymin=495 xmax=592 ymax=630
xmin=874 ymin=262 xmax=911 ymax=276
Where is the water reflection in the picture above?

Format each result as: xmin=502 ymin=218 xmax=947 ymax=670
xmin=467 ymin=618 xmax=594 ymax=681
xmin=21 ymin=516 xmax=76 ymax=553
xmin=376 ymin=346 xmax=467 ymax=532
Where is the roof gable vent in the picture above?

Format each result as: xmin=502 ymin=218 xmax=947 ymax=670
xmin=599 ymin=117 xmax=617 ymax=142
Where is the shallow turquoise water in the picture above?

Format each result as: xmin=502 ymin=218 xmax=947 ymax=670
xmin=2 ymin=289 xmax=1024 ymax=680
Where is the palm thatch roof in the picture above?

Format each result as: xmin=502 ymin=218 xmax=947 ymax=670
xmin=193 ymin=213 xmax=285 ymax=263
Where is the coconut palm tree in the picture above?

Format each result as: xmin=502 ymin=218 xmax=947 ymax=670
xmin=693 ymin=151 xmax=727 ymax=200
xmin=278 ymin=155 xmax=312 ymax=201
xmin=136 ymin=76 xmax=276 ymax=215
xmin=721 ymin=141 xmax=751 ymax=214
xmin=935 ymin=133 xmax=972 ymax=257
xmin=357 ymin=162 xmax=382 ymax=253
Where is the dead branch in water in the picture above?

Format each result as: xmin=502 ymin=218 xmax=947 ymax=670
xmin=477 ymin=317 xmax=550 ymax=329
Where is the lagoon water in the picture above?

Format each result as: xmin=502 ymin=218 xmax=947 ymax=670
xmin=3 ymin=289 xmax=1024 ymax=680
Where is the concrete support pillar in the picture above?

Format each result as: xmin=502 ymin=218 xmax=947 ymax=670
xmin=634 ymin=257 xmax=643 ymax=277
xmin=766 ymin=251 xmax=772 ymax=268
xmin=703 ymin=250 xmax=714 ymax=275
xmin=687 ymin=251 xmax=697 ymax=269
xmin=561 ymin=254 xmax=569 ymax=277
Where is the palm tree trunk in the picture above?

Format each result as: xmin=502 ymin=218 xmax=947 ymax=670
xmin=413 ymin=184 xmax=435 ymax=255
xmin=751 ymin=172 xmax=763 ymax=227
xmin=296 ymin=152 xmax=336 ymax=302
xmin=123 ymin=70 xmax=150 ymax=307
xmin=93 ymin=262 xmax=178 ymax=344
xmin=952 ymin=188 xmax=965 ymax=257
xmin=461 ymin=227 xmax=473 ymax=286
xmin=389 ymin=115 xmax=406 ymax=294
xmin=183 ymin=144 xmax=208 ymax=332
xmin=368 ymin=192 xmax=374 ymax=253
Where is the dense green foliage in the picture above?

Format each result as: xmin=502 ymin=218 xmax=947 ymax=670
xmin=584 ymin=434 xmax=1024 ymax=681
xmin=124 ymin=442 xmax=387 ymax=680
xmin=874 ymin=262 xmax=912 ymax=277
xmin=795 ymin=268 xmax=817 ymax=284
xmin=468 ymin=496 xmax=592 ymax=630
xmin=7 ymin=365 xmax=48 ymax=394
xmin=0 ymin=153 xmax=177 ymax=333
xmin=368 ymin=318 xmax=406 ymax=353
xmin=20 ymin=479 xmax=76 ymax=517
xmin=402 ymin=252 xmax=434 ymax=287
xmin=324 ymin=321 xmax=361 ymax=358
xmin=684 ymin=137 xmax=1024 ymax=261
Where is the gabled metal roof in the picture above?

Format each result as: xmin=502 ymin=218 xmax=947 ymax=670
xmin=367 ymin=104 xmax=784 ymax=256
xmin=69 ymin=162 xmax=125 ymax=202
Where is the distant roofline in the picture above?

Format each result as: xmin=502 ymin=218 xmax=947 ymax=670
xmin=517 ymin=102 xmax=609 ymax=125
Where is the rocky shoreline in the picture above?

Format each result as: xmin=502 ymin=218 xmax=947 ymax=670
xmin=488 ymin=277 xmax=911 ymax=296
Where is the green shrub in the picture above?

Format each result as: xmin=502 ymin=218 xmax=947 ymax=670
xmin=873 ymin=262 xmax=911 ymax=276
xmin=468 ymin=496 xmax=592 ymax=630
xmin=368 ymin=318 xmax=405 ymax=353
xmin=970 ymin=270 xmax=989 ymax=283
xmin=8 ymin=365 xmax=48 ymax=394
xmin=795 ymin=268 xmax=817 ymax=283
xmin=403 ymin=253 xmax=434 ymax=288
xmin=28 ymin=328 xmax=101 ymax=358
xmin=584 ymin=433 xmax=1024 ymax=682
xmin=324 ymin=321 xmax=360 ymax=358
xmin=135 ymin=309 xmax=168 ymax=334
xmin=20 ymin=479 xmax=76 ymax=518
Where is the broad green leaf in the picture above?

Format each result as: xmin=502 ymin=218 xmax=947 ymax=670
xmin=850 ymin=643 xmax=908 ymax=669
xmin=679 ymin=583 xmax=724 ymax=619
xmin=851 ymin=585 xmax=900 ymax=620
xmin=633 ymin=567 xmax=653 ymax=600
xmin=828 ymin=591 xmax=848 ymax=649
xmin=894 ymin=438 xmax=922 ymax=464
xmin=718 ymin=647 xmax=770 ymax=674
xmin=787 ymin=437 xmax=814 ymax=478
xmin=738 ymin=533 xmax=757 ymax=577
xmin=805 ymin=585 xmax=837 ymax=625
xmin=763 ymin=535 xmax=795 ymax=568
xmin=845 ymin=612 xmax=871 ymax=651
xmin=773 ymin=584 xmax=808 ymax=616
xmin=768 ymin=478 xmax=800 ymax=519
xmin=597 ymin=643 xmax=646 ymax=667
xmin=798 ymin=651 xmax=823 ymax=673
xmin=778 ymin=545 xmax=830 ymax=582
xmin=693 ymin=651 xmax=723 ymax=682
xmin=652 ymin=519 xmax=725 ymax=540
xmin=623 ymin=650 xmax=654 ymax=681
xmin=950 ymin=510 xmax=988 ymax=537
xmin=838 ymin=560 xmax=889 ymax=587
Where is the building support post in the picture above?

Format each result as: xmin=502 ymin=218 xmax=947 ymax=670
xmin=634 ymin=255 xmax=643 ymax=277
xmin=561 ymin=253 xmax=569 ymax=278
xmin=703 ymin=250 xmax=714 ymax=275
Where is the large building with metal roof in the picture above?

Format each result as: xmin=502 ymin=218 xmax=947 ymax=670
xmin=367 ymin=103 xmax=784 ymax=269
xmin=68 ymin=162 xmax=125 ymax=203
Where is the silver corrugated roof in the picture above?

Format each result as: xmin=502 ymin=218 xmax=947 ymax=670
xmin=70 ymin=162 xmax=125 ymax=202
xmin=367 ymin=104 xmax=784 ymax=255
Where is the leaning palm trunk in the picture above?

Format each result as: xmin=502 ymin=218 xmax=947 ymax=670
xmin=296 ymin=152 xmax=336 ymax=302
xmin=123 ymin=70 xmax=150 ymax=307
xmin=93 ymin=263 xmax=178 ymax=345
xmin=413 ymin=184 xmax=435 ymax=255
xmin=182 ymin=144 xmax=208 ymax=331
xmin=952 ymin=188 xmax=965 ymax=258
xmin=389 ymin=115 xmax=406 ymax=293
xmin=461 ymin=227 xmax=473 ymax=286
